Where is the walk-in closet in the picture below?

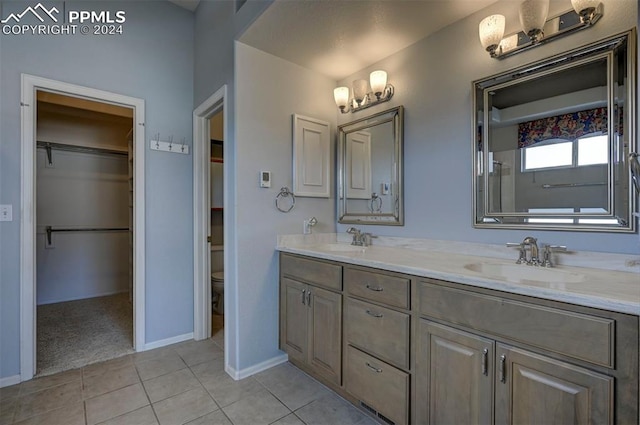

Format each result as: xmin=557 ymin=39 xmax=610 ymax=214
xmin=35 ymin=92 xmax=134 ymax=376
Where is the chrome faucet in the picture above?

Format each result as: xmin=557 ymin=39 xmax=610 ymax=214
xmin=346 ymin=227 xmax=376 ymax=247
xmin=522 ymin=236 xmax=540 ymax=265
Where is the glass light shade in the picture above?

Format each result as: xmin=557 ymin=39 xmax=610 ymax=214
xmin=479 ymin=15 xmax=505 ymax=50
xmin=571 ymin=0 xmax=599 ymax=14
xmin=369 ymin=70 xmax=388 ymax=96
xmin=519 ymin=0 xmax=549 ymax=40
xmin=333 ymin=87 xmax=349 ymax=109
xmin=352 ymin=79 xmax=369 ymax=105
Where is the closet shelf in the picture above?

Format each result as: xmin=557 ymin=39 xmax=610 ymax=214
xmin=211 ymin=158 xmax=224 ymax=163
xmin=211 ymin=207 xmax=223 ymax=212
xmin=210 ymin=244 xmax=224 ymax=252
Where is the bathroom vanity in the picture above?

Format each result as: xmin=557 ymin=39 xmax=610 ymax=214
xmin=277 ymin=237 xmax=639 ymax=425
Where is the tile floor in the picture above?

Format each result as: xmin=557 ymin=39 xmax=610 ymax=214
xmin=0 ymin=331 xmax=376 ymax=425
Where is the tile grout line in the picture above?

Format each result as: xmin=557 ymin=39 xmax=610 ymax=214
xmin=134 ymin=359 xmax=161 ymax=425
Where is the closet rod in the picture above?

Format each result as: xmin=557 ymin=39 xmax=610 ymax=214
xmin=45 ymin=226 xmax=129 ymax=245
xmin=37 ymin=141 xmax=128 ymax=165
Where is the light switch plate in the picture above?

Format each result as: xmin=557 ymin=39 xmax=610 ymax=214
xmin=0 ymin=205 xmax=12 ymax=222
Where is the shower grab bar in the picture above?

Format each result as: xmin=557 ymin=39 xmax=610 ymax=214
xmin=45 ymin=226 xmax=129 ymax=245
xmin=541 ymin=182 xmax=606 ymax=189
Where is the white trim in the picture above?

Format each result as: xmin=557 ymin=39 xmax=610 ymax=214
xmin=143 ymin=332 xmax=194 ymax=351
xmin=0 ymin=375 xmax=21 ymax=388
xmin=20 ymin=74 xmax=146 ymax=381
xmin=225 ymin=354 xmax=289 ymax=381
xmin=193 ymin=86 xmax=227 ymax=343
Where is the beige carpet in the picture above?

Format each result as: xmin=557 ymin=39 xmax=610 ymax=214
xmin=36 ymin=293 xmax=134 ymax=377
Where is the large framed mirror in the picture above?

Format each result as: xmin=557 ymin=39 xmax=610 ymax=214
xmin=338 ymin=106 xmax=404 ymax=225
xmin=473 ymin=30 xmax=636 ymax=232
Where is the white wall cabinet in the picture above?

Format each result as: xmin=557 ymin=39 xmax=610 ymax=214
xmin=292 ymin=114 xmax=330 ymax=198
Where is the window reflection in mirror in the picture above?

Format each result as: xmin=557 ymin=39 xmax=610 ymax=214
xmin=473 ymin=30 xmax=636 ymax=232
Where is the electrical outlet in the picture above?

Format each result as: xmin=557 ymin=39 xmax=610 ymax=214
xmin=0 ymin=205 xmax=12 ymax=222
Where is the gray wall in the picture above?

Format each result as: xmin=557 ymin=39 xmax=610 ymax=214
xmin=1 ymin=1 xmax=194 ymax=380
xmin=235 ymin=42 xmax=337 ymax=370
xmin=336 ymin=0 xmax=639 ymax=254
xmin=193 ymin=0 xmax=273 ymax=375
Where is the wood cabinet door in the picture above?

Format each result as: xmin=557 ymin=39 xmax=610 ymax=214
xmin=308 ymin=286 xmax=342 ymax=385
xmin=416 ymin=320 xmax=494 ymax=425
xmin=495 ymin=344 xmax=613 ymax=425
xmin=280 ymin=278 xmax=308 ymax=364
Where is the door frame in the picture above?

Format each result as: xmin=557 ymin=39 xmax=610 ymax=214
xmin=20 ymin=74 xmax=146 ymax=381
xmin=193 ymin=85 xmax=227 ymax=343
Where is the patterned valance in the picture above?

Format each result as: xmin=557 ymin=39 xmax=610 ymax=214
xmin=518 ymin=107 xmax=608 ymax=149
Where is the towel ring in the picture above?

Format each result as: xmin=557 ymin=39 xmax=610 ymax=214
xmin=370 ymin=193 xmax=382 ymax=213
xmin=276 ymin=187 xmax=296 ymax=213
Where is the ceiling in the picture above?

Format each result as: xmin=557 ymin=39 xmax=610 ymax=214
xmin=239 ymin=0 xmax=497 ymax=80
xmin=169 ymin=0 xmax=200 ymax=12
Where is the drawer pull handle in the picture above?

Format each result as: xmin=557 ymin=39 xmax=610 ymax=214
xmin=481 ymin=348 xmax=488 ymax=376
xmin=306 ymin=291 xmax=311 ymax=306
xmin=301 ymin=289 xmax=306 ymax=305
xmin=365 ymin=284 xmax=384 ymax=292
xmin=366 ymin=362 xmax=382 ymax=373
xmin=365 ymin=309 xmax=384 ymax=318
xmin=499 ymin=354 xmax=506 ymax=383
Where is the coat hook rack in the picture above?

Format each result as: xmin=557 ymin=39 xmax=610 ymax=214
xmin=150 ymin=132 xmax=190 ymax=155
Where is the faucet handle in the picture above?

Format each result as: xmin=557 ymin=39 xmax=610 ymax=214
xmin=506 ymin=242 xmax=527 ymax=264
xmin=361 ymin=232 xmax=377 ymax=247
xmin=541 ymin=245 xmax=567 ymax=267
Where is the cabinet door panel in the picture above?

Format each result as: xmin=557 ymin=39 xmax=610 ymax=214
xmin=309 ymin=286 xmax=342 ymax=385
xmin=416 ymin=320 xmax=494 ymax=425
xmin=495 ymin=344 xmax=613 ymax=425
xmin=280 ymin=278 xmax=308 ymax=363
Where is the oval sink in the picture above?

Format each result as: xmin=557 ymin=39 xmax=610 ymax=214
xmin=464 ymin=262 xmax=586 ymax=284
xmin=310 ymin=243 xmax=367 ymax=253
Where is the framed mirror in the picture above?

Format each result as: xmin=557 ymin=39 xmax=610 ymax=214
xmin=338 ymin=106 xmax=404 ymax=225
xmin=473 ymin=30 xmax=636 ymax=232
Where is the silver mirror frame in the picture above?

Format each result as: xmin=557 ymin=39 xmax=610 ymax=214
xmin=338 ymin=106 xmax=404 ymax=225
xmin=472 ymin=29 xmax=637 ymax=233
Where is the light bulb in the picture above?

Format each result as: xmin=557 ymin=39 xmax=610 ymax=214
xmin=369 ymin=70 xmax=388 ymax=99
xmin=333 ymin=87 xmax=349 ymax=112
xmin=479 ymin=15 xmax=505 ymax=56
xmin=519 ymin=0 xmax=549 ymax=43
xmin=352 ymin=79 xmax=369 ymax=106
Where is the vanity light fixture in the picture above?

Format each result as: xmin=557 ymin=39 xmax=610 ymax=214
xmin=479 ymin=0 xmax=603 ymax=60
xmin=334 ymin=70 xmax=394 ymax=113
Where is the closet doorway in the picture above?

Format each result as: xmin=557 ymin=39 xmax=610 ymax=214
xmin=193 ymin=85 xmax=227 ymax=352
xmin=20 ymin=75 xmax=146 ymax=381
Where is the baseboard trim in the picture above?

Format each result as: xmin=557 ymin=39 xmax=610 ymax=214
xmin=0 ymin=375 xmax=21 ymax=388
xmin=143 ymin=332 xmax=193 ymax=351
xmin=225 ymin=353 xmax=288 ymax=381
xmin=37 ymin=290 xmax=129 ymax=306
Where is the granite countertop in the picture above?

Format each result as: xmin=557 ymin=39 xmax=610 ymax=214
xmin=277 ymin=234 xmax=640 ymax=316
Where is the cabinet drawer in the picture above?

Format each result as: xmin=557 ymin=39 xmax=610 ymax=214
xmin=345 ymin=298 xmax=410 ymax=369
xmin=418 ymin=281 xmax=615 ymax=368
xmin=345 ymin=268 xmax=409 ymax=309
xmin=345 ymin=345 xmax=409 ymax=425
xmin=280 ymin=254 xmax=342 ymax=291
